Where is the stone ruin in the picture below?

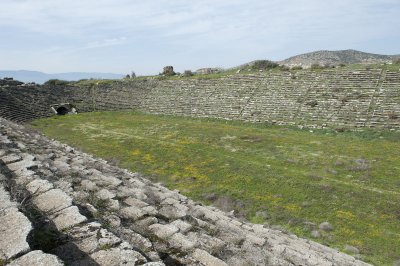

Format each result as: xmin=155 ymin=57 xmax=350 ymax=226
xmin=0 ymin=117 xmax=370 ymax=265
xmin=162 ymin=66 xmax=175 ymax=76
xmin=50 ymin=103 xmax=77 ymax=115
xmin=1 ymin=68 xmax=399 ymax=130
xmin=0 ymin=68 xmax=399 ymax=264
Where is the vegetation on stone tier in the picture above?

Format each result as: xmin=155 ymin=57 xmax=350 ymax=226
xmin=31 ymin=111 xmax=400 ymax=265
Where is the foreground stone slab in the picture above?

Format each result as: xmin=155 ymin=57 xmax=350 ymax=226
xmin=51 ymin=206 xmax=87 ymax=230
xmin=0 ymin=186 xmax=32 ymax=261
xmin=6 ymin=154 xmax=36 ymax=172
xmin=32 ymin=189 xmax=72 ymax=214
xmin=8 ymin=250 xmax=64 ymax=266
xmin=192 ymin=248 xmax=228 ymax=266
xmin=90 ymin=246 xmax=147 ymax=266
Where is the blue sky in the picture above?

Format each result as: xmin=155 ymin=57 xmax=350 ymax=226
xmin=1 ymin=0 xmax=399 ymax=75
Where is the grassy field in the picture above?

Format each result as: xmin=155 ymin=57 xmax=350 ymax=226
xmin=31 ymin=111 xmax=400 ymax=265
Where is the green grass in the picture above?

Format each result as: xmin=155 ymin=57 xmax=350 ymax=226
xmin=31 ymin=111 xmax=400 ymax=265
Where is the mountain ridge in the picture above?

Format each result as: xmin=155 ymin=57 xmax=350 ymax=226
xmin=278 ymin=49 xmax=400 ymax=68
xmin=0 ymin=70 xmax=124 ymax=84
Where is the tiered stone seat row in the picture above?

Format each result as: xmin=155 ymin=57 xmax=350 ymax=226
xmin=0 ymin=69 xmax=399 ymax=129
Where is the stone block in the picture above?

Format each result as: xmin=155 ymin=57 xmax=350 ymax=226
xmin=192 ymin=249 xmax=228 ymax=266
xmin=149 ymin=223 xmax=179 ymax=240
xmin=33 ymin=189 xmax=72 ymax=214
xmin=8 ymin=250 xmax=64 ymax=266
xmin=51 ymin=206 xmax=87 ymax=230
xmin=26 ymin=179 xmax=54 ymax=195
xmin=0 ymin=209 xmax=31 ymax=260
xmin=119 ymin=206 xmax=145 ymax=220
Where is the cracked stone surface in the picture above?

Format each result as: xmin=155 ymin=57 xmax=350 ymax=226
xmin=0 ymin=186 xmax=32 ymax=260
xmin=32 ymin=189 xmax=72 ymax=214
xmin=26 ymin=179 xmax=54 ymax=195
xmin=8 ymin=250 xmax=64 ymax=266
xmin=51 ymin=206 xmax=87 ymax=230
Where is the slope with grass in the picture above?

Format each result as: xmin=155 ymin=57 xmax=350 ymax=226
xmin=31 ymin=111 xmax=400 ymax=265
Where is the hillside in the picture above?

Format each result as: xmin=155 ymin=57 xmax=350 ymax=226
xmin=0 ymin=70 xmax=123 ymax=84
xmin=279 ymin=49 xmax=399 ymax=68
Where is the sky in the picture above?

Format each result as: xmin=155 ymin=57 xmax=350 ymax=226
xmin=0 ymin=0 xmax=399 ymax=75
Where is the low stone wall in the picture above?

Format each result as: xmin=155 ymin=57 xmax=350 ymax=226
xmin=0 ymin=117 xmax=370 ymax=265
xmin=1 ymin=69 xmax=399 ymax=129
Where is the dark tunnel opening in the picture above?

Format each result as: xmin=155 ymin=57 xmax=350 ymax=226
xmin=56 ymin=106 xmax=69 ymax=115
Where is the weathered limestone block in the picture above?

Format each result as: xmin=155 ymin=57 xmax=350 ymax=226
xmin=26 ymin=179 xmax=54 ymax=195
xmin=51 ymin=206 xmax=87 ymax=230
xmin=245 ymin=234 xmax=266 ymax=246
xmin=32 ymin=189 xmax=72 ymax=213
xmin=119 ymin=228 xmax=153 ymax=252
xmin=13 ymin=169 xmax=36 ymax=185
xmin=171 ymin=219 xmax=192 ymax=233
xmin=104 ymin=214 xmax=121 ymax=227
xmin=98 ymin=228 xmax=121 ymax=247
xmin=142 ymin=262 xmax=165 ymax=266
xmin=6 ymin=154 xmax=36 ymax=172
xmin=169 ymin=233 xmax=197 ymax=252
xmin=107 ymin=199 xmax=120 ymax=211
xmin=141 ymin=205 xmax=158 ymax=216
xmin=1 ymin=154 xmax=21 ymax=164
xmin=80 ymin=180 xmax=98 ymax=192
xmin=0 ymin=185 xmax=16 ymax=209
xmin=133 ymin=217 xmax=159 ymax=234
xmin=186 ymin=232 xmax=226 ymax=253
xmin=64 ymin=222 xmax=103 ymax=253
xmin=95 ymin=189 xmax=116 ymax=200
xmin=90 ymin=246 xmax=147 ymax=266
xmin=8 ymin=250 xmax=64 ymax=266
xmin=192 ymin=248 xmax=228 ymax=266
xmin=0 ymin=188 xmax=32 ymax=260
xmin=88 ymin=172 xmax=122 ymax=187
xmin=124 ymin=197 xmax=148 ymax=208
xmin=52 ymin=159 xmax=71 ymax=172
xmin=149 ymin=223 xmax=179 ymax=240
xmin=116 ymin=186 xmax=137 ymax=198
xmin=119 ymin=206 xmax=145 ymax=220
xmin=0 ymin=208 xmax=32 ymax=259
xmin=158 ymin=205 xmax=187 ymax=220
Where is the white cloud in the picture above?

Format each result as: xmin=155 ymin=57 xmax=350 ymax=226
xmin=83 ymin=37 xmax=127 ymax=50
xmin=0 ymin=0 xmax=399 ymax=73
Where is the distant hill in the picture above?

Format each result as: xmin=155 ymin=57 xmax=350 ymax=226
xmin=0 ymin=70 xmax=124 ymax=84
xmin=278 ymin=49 xmax=400 ymax=68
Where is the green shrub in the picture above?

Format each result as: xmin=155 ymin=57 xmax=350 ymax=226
xmin=43 ymin=79 xmax=69 ymax=86
xmin=279 ymin=65 xmax=290 ymax=71
xmin=291 ymin=66 xmax=303 ymax=70
xmin=392 ymin=58 xmax=400 ymax=65
xmin=310 ymin=63 xmax=324 ymax=70
xmin=251 ymin=60 xmax=279 ymax=70
xmin=183 ymin=70 xmax=194 ymax=77
xmin=306 ymin=100 xmax=318 ymax=107
xmin=388 ymin=111 xmax=398 ymax=119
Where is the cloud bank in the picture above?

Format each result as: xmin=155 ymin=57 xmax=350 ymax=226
xmin=1 ymin=0 xmax=399 ymax=74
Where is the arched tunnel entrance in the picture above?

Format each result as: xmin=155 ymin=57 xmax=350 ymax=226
xmin=56 ymin=106 xmax=69 ymax=115
xmin=51 ymin=103 xmax=77 ymax=116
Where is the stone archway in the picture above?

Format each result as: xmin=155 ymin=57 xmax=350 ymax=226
xmin=51 ymin=103 xmax=77 ymax=116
